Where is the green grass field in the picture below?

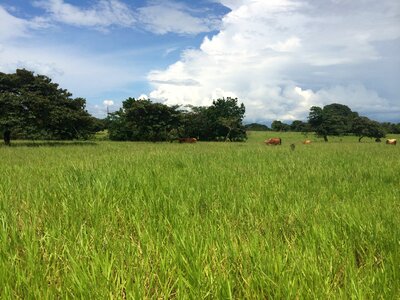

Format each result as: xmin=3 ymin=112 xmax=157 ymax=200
xmin=1 ymin=132 xmax=399 ymax=298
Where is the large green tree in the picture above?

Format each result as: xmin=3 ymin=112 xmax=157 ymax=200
xmin=352 ymin=116 xmax=386 ymax=142
xmin=0 ymin=69 xmax=96 ymax=140
xmin=201 ymin=97 xmax=246 ymax=141
xmin=108 ymin=98 xmax=181 ymax=141
xmin=308 ymin=103 xmax=358 ymax=141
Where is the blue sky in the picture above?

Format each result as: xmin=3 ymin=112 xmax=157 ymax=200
xmin=0 ymin=0 xmax=399 ymax=122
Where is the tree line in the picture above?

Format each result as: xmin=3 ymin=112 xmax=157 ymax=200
xmin=0 ymin=69 xmax=246 ymax=142
xmin=1 ymin=69 xmax=399 ymax=143
xmin=248 ymin=103 xmax=399 ymax=142
xmin=106 ymin=96 xmax=246 ymax=142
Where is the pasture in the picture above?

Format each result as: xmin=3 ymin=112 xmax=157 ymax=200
xmin=0 ymin=132 xmax=399 ymax=298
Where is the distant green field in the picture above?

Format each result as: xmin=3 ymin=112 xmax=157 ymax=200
xmin=1 ymin=132 xmax=399 ymax=298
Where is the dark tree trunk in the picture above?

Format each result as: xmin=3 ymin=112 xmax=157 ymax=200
xmin=3 ymin=129 xmax=11 ymax=146
xmin=323 ymin=135 xmax=328 ymax=142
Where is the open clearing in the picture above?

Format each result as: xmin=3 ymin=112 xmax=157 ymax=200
xmin=0 ymin=132 xmax=399 ymax=298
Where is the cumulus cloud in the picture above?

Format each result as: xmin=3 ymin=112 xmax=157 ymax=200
xmin=148 ymin=0 xmax=400 ymax=121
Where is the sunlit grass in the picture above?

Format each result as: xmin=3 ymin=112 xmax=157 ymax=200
xmin=0 ymin=132 xmax=399 ymax=298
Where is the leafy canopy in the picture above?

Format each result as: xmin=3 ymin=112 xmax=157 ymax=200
xmin=0 ymin=69 xmax=96 ymax=140
xmin=108 ymin=97 xmax=181 ymax=141
xmin=308 ymin=103 xmax=358 ymax=141
xmin=352 ymin=116 xmax=386 ymax=142
xmin=108 ymin=97 xmax=247 ymax=142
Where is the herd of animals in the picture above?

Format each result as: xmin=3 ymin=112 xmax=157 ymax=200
xmin=264 ymin=138 xmax=397 ymax=145
xmin=177 ymin=137 xmax=397 ymax=145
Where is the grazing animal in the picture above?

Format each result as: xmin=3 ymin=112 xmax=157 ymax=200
xmin=303 ymin=140 xmax=311 ymax=144
xmin=386 ymin=139 xmax=397 ymax=145
xmin=265 ymin=138 xmax=281 ymax=145
xmin=179 ymin=137 xmax=197 ymax=143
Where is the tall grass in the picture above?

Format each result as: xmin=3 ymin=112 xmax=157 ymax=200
xmin=0 ymin=132 xmax=399 ymax=298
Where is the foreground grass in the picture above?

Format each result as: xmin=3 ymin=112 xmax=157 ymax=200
xmin=0 ymin=132 xmax=399 ymax=298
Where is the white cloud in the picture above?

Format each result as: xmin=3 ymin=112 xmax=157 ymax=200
xmin=31 ymin=0 xmax=220 ymax=35
xmin=310 ymin=85 xmax=399 ymax=120
xmin=138 ymin=94 xmax=149 ymax=100
xmin=148 ymin=0 xmax=400 ymax=121
xmin=0 ymin=5 xmax=54 ymax=41
xmin=103 ymin=100 xmax=114 ymax=106
xmin=0 ymin=6 xmax=30 ymax=40
xmin=0 ymin=43 xmax=138 ymax=106
xmin=33 ymin=0 xmax=135 ymax=29
xmin=163 ymin=47 xmax=178 ymax=57
xmin=91 ymin=103 xmax=117 ymax=116
xmin=138 ymin=2 xmax=220 ymax=35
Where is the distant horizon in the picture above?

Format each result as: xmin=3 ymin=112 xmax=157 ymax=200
xmin=1 ymin=0 xmax=399 ymax=122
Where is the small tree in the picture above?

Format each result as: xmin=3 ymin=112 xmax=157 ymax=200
xmin=207 ymin=97 xmax=246 ymax=141
xmin=308 ymin=103 xmax=358 ymax=142
xmin=290 ymin=120 xmax=309 ymax=132
xmin=183 ymin=97 xmax=246 ymax=141
xmin=352 ymin=116 xmax=386 ymax=142
xmin=271 ymin=120 xmax=290 ymax=132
